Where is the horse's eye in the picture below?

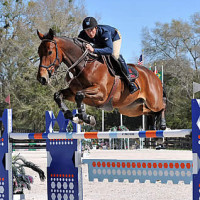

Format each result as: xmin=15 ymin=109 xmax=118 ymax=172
xmin=48 ymin=51 xmax=52 ymax=55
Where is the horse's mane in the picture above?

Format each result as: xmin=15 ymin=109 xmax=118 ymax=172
xmin=59 ymin=36 xmax=89 ymax=46
xmin=42 ymin=30 xmax=72 ymax=41
xmin=59 ymin=36 xmax=72 ymax=41
xmin=42 ymin=28 xmax=89 ymax=48
xmin=42 ymin=30 xmax=96 ymax=59
xmin=56 ymin=36 xmax=90 ymax=52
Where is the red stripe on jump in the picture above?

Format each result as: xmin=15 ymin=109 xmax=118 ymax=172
xmin=146 ymin=130 xmax=157 ymax=138
xmin=84 ymin=132 xmax=98 ymax=139
xmin=34 ymin=133 xmax=43 ymax=139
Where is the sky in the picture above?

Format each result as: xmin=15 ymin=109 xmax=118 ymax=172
xmin=84 ymin=0 xmax=200 ymax=63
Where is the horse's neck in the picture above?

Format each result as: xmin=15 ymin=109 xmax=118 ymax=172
xmin=58 ymin=37 xmax=83 ymax=66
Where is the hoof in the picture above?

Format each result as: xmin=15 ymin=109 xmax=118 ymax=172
xmin=160 ymin=125 xmax=166 ymax=130
xmin=160 ymin=119 xmax=166 ymax=130
xmin=73 ymin=116 xmax=84 ymax=125
xmin=149 ymin=126 xmax=156 ymax=130
xmin=76 ymin=113 xmax=96 ymax=126
xmin=64 ymin=110 xmax=73 ymax=120
xmin=89 ymin=115 xmax=96 ymax=127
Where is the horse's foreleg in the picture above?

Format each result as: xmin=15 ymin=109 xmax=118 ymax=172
xmin=54 ymin=89 xmax=74 ymax=120
xmin=75 ymin=91 xmax=96 ymax=126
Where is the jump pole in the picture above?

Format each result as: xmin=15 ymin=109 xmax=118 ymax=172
xmin=10 ymin=129 xmax=192 ymax=140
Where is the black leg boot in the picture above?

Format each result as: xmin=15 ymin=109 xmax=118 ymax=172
xmin=118 ymin=55 xmax=138 ymax=93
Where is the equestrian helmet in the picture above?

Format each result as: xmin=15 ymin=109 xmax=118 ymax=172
xmin=82 ymin=17 xmax=98 ymax=30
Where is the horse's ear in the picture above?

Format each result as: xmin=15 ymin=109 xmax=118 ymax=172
xmin=37 ymin=30 xmax=44 ymax=40
xmin=49 ymin=28 xmax=56 ymax=39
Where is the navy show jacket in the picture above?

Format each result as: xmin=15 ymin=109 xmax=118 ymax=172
xmin=78 ymin=25 xmax=121 ymax=55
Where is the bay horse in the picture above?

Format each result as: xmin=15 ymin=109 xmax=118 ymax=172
xmin=37 ymin=29 xmax=166 ymax=129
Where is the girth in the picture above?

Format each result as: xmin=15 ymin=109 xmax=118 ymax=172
xmin=98 ymin=75 xmax=120 ymax=112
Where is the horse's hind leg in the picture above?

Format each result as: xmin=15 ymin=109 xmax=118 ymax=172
xmin=160 ymin=94 xmax=167 ymax=130
xmin=152 ymin=89 xmax=167 ymax=130
xmin=75 ymin=91 xmax=96 ymax=126
xmin=146 ymin=115 xmax=156 ymax=130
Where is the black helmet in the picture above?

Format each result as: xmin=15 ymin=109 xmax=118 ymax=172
xmin=82 ymin=17 xmax=98 ymax=30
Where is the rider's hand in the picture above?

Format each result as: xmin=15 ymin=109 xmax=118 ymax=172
xmin=86 ymin=44 xmax=94 ymax=53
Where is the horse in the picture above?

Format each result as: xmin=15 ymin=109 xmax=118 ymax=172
xmin=37 ymin=28 xmax=166 ymax=130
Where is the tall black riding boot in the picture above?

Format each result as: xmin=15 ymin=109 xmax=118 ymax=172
xmin=118 ymin=55 xmax=138 ymax=94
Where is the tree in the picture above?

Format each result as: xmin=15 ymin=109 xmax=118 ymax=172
xmin=141 ymin=14 xmax=200 ymax=129
xmin=142 ymin=15 xmax=200 ymax=71
xmin=0 ymin=0 xmax=86 ymax=131
xmin=26 ymin=0 xmax=85 ymax=36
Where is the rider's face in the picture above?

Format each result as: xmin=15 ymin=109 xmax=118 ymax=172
xmin=85 ymin=27 xmax=97 ymax=38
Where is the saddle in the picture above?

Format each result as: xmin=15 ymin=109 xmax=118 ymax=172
xmin=103 ymin=55 xmax=138 ymax=82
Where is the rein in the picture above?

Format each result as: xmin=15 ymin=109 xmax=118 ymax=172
xmin=54 ymin=37 xmax=98 ymax=85
xmin=40 ymin=38 xmax=92 ymax=82
xmin=67 ymin=48 xmax=89 ymax=72
xmin=64 ymin=48 xmax=89 ymax=86
xmin=40 ymin=37 xmax=99 ymax=88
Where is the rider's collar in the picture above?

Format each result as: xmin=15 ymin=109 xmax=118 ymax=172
xmin=95 ymin=27 xmax=99 ymax=38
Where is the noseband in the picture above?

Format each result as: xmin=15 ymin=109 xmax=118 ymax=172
xmin=39 ymin=39 xmax=60 ymax=77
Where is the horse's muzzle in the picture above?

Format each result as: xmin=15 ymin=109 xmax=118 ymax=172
xmin=37 ymin=76 xmax=48 ymax=85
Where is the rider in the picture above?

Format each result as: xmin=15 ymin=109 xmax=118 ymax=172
xmin=78 ymin=17 xmax=137 ymax=94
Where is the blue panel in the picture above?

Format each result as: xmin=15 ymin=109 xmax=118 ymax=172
xmin=57 ymin=111 xmax=69 ymax=132
xmin=47 ymin=139 xmax=78 ymax=200
xmin=0 ymin=109 xmax=11 ymax=200
xmin=192 ymin=99 xmax=200 ymax=200
xmin=46 ymin=110 xmax=79 ymax=200
xmin=45 ymin=111 xmax=56 ymax=134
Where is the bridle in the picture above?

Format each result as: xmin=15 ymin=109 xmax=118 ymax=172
xmin=39 ymin=37 xmax=96 ymax=81
xmin=39 ymin=39 xmax=60 ymax=77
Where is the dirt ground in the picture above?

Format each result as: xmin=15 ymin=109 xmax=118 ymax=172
xmin=14 ymin=149 xmax=192 ymax=200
